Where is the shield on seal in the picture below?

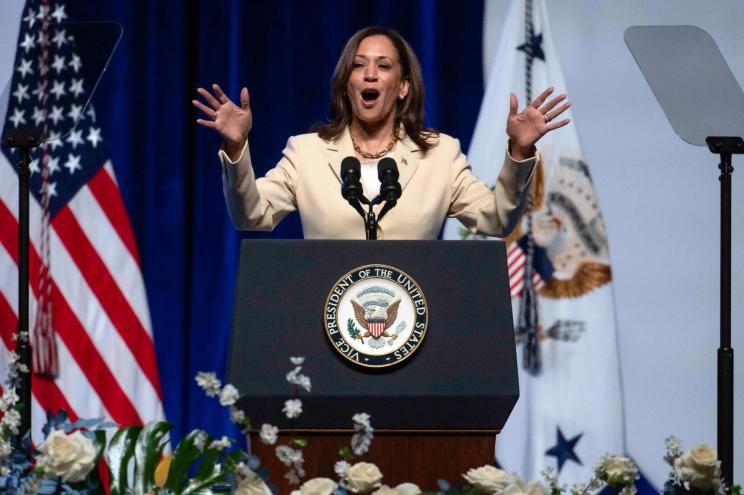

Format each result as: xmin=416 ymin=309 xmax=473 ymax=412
xmin=367 ymin=320 xmax=386 ymax=338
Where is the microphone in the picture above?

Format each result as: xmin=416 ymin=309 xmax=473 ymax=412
xmin=340 ymin=156 xmax=364 ymax=204
xmin=377 ymin=157 xmax=401 ymax=222
xmin=377 ymin=157 xmax=402 ymax=205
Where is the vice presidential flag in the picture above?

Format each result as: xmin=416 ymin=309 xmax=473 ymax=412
xmin=0 ymin=0 xmax=165 ymax=442
xmin=445 ymin=0 xmax=625 ymax=484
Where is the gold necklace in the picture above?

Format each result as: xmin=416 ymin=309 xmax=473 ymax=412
xmin=349 ymin=127 xmax=398 ymax=160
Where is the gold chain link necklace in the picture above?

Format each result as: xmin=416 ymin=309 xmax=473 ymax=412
xmin=349 ymin=126 xmax=398 ymax=160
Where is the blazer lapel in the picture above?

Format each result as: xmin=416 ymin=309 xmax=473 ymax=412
xmin=325 ymin=127 xmax=420 ymax=192
xmin=396 ymin=134 xmax=420 ymax=192
xmin=326 ymin=128 xmax=355 ymax=183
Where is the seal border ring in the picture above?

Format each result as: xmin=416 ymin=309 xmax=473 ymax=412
xmin=323 ymin=263 xmax=429 ymax=369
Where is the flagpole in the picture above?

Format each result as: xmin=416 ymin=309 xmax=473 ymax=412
xmin=2 ymin=128 xmax=42 ymax=444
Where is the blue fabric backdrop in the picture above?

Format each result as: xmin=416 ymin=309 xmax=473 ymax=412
xmin=71 ymin=0 xmax=485 ymax=442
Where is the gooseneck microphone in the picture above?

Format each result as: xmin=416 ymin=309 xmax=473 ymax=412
xmin=340 ymin=156 xmax=370 ymax=236
xmin=339 ymin=156 xmax=403 ymax=239
xmin=377 ymin=157 xmax=402 ymax=221
xmin=340 ymin=156 xmax=364 ymax=204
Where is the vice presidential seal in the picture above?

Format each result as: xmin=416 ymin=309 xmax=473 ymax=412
xmin=324 ymin=264 xmax=428 ymax=368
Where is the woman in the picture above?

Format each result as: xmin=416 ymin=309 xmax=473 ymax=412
xmin=192 ymin=26 xmax=570 ymax=239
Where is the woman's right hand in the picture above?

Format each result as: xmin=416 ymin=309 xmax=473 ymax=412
xmin=193 ymin=84 xmax=252 ymax=160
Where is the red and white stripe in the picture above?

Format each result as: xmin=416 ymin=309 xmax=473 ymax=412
xmin=368 ymin=322 xmax=385 ymax=338
xmin=507 ymin=242 xmax=545 ymax=298
xmin=0 ymin=156 xmax=165 ymax=444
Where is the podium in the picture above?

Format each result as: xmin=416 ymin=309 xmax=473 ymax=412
xmin=228 ymin=240 xmax=519 ymax=491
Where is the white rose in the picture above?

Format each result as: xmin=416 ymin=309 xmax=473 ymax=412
xmin=463 ymin=465 xmax=518 ymax=493
xmin=299 ymin=477 xmax=337 ymax=495
xmin=597 ymin=455 xmax=638 ymax=484
xmin=345 ymin=462 xmax=383 ymax=494
xmin=502 ymin=479 xmax=548 ymax=495
xmin=369 ymin=484 xmax=421 ymax=495
xmin=235 ymin=476 xmax=272 ymax=495
xmin=673 ymin=444 xmax=720 ymax=488
xmin=37 ymin=430 xmax=97 ymax=483
xmin=394 ymin=482 xmax=421 ymax=495
xmin=370 ymin=486 xmax=398 ymax=495
xmin=235 ymin=464 xmax=272 ymax=495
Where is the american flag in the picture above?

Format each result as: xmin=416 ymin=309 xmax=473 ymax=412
xmin=507 ymin=242 xmax=544 ymax=297
xmin=0 ymin=0 xmax=165 ymax=442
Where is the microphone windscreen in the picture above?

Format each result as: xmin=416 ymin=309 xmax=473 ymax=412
xmin=377 ymin=157 xmax=399 ymax=181
xmin=340 ymin=156 xmax=361 ymax=180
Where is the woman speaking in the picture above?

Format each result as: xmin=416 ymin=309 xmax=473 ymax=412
xmin=192 ymin=26 xmax=570 ymax=239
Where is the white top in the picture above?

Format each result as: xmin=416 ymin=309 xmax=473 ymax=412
xmin=359 ymin=152 xmax=393 ymax=199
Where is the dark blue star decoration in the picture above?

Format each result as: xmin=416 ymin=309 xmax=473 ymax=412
xmin=545 ymin=426 xmax=582 ymax=472
xmin=517 ymin=33 xmax=545 ymax=61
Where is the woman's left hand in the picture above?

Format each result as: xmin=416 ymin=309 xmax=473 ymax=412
xmin=506 ymin=87 xmax=571 ymax=160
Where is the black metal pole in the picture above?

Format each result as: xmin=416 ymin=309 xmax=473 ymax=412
xmin=2 ymin=134 xmax=34 ymax=443
xmin=3 ymin=130 xmax=43 ymax=445
xmin=718 ymin=151 xmax=734 ymax=488
xmin=16 ymin=145 xmax=32 ymax=441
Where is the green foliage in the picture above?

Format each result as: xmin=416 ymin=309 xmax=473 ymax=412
xmin=133 ymin=421 xmax=173 ymax=494
xmin=339 ymin=446 xmax=352 ymax=460
xmin=107 ymin=425 xmax=143 ymax=495
xmin=292 ymin=438 xmax=308 ymax=448
xmin=105 ymin=422 xmax=237 ymax=495
xmin=165 ymin=430 xmax=211 ymax=491
xmin=731 ymin=485 xmax=742 ymax=495
xmin=347 ymin=319 xmax=360 ymax=340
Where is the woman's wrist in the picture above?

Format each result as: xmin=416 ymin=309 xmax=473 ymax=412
xmin=223 ymin=138 xmax=246 ymax=162
xmin=508 ymin=140 xmax=536 ymax=161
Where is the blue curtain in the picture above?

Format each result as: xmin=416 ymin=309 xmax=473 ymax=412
xmin=72 ymin=0 xmax=484 ymax=442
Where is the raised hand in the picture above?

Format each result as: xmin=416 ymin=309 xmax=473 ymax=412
xmin=506 ymin=87 xmax=571 ymax=160
xmin=193 ymin=84 xmax=252 ymax=156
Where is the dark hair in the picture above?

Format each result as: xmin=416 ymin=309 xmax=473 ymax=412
xmin=313 ymin=26 xmax=438 ymax=152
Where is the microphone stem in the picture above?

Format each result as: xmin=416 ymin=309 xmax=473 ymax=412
xmin=366 ymin=203 xmax=377 ymax=240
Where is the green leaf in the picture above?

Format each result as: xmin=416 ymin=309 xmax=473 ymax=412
xmin=92 ymin=430 xmax=107 ymax=460
xmin=107 ymin=425 xmax=142 ymax=495
xmin=165 ymin=430 xmax=210 ymax=491
xmin=240 ymin=418 xmax=252 ymax=432
xmin=339 ymin=446 xmax=352 ymax=460
xmin=133 ymin=421 xmax=173 ymax=494
xmin=291 ymin=438 xmax=308 ymax=448
xmin=180 ymin=465 xmax=227 ymax=495
xmin=83 ymin=429 xmax=108 ymax=484
xmin=194 ymin=447 xmax=220 ymax=481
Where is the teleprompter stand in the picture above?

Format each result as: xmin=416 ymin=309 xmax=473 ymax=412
xmin=227 ymin=240 xmax=519 ymax=492
xmin=626 ymin=26 xmax=744 ymax=487
xmin=1 ymin=129 xmax=43 ymax=442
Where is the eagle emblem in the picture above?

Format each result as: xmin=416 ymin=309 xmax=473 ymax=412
xmin=350 ymin=286 xmax=402 ymax=349
xmin=324 ymin=264 xmax=428 ymax=368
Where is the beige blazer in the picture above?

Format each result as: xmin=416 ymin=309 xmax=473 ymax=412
xmin=219 ymin=129 xmax=536 ymax=239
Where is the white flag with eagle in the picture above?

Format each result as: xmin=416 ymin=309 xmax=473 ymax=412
xmin=444 ymin=0 xmax=625 ymax=484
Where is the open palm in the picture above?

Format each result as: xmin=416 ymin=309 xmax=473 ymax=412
xmin=507 ymin=87 xmax=571 ymax=153
xmin=193 ymin=84 xmax=252 ymax=148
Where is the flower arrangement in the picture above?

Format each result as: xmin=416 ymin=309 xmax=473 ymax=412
xmin=1 ymin=345 xmax=740 ymax=495
xmin=662 ymin=437 xmax=740 ymax=495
